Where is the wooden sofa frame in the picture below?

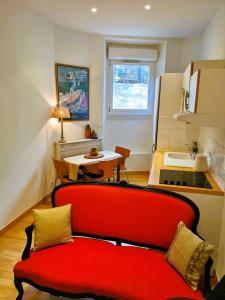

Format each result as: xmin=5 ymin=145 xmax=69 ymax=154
xmin=14 ymin=181 xmax=213 ymax=300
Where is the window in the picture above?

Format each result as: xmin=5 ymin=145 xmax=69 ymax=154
xmin=109 ymin=61 xmax=154 ymax=114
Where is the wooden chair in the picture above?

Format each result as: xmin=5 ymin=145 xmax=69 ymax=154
xmin=115 ymin=146 xmax=131 ymax=182
xmin=52 ymin=158 xmax=72 ymax=187
xmin=80 ymin=163 xmax=103 ymax=181
xmin=85 ymin=158 xmax=119 ymax=182
xmin=53 ymin=158 xmax=74 ymax=187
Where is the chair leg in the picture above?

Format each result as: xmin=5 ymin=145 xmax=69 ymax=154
xmin=14 ymin=277 xmax=24 ymax=300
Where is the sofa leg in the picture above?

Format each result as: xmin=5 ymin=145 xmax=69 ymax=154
xmin=14 ymin=277 xmax=24 ymax=300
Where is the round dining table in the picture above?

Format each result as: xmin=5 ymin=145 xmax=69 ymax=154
xmin=64 ymin=150 xmax=122 ymax=181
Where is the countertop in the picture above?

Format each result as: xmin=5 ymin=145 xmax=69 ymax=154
xmin=148 ymin=151 xmax=224 ymax=196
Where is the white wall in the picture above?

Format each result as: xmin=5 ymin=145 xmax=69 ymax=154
xmin=89 ymin=34 xmax=106 ymax=138
xmin=156 ymin=41 xmax=166 ymax=77
xmin=104 ymin=115 xmax=152 ymax=171
xmin=165 ymin=39 xmax=183 ymax=72
xmin=0 ymin=0 xmax=55 ymax=229
xmin=54 ymin=28 xmax=105 ymax=141
xmin=165 ymin=37 xmax=202 ymax=73
xmin=201 ymin=2 xmax=225 ymax=59
xmin=54 ymin=26 xmax=91 ymax=140
xmin=179 ymin=36 xmax=202 ymax=72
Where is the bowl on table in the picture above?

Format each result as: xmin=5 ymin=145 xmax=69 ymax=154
xmin=90 ymin=148 xmax=98 ymax=156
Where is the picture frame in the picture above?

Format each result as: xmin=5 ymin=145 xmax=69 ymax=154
xmin=55 ymin=63 xmax=89 ymax=121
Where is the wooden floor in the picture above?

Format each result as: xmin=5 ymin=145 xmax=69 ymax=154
xmin=0 ymin=173 xmax=149 ymax=300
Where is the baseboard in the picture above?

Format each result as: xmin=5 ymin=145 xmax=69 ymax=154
xmin=0 ymin=193 xmax=51 ymax=235
xmin=126 ymin=153 xmax=152 ymax=171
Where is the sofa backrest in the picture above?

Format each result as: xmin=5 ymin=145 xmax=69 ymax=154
xmin=52 ymin=183 xmax=199 ymax=250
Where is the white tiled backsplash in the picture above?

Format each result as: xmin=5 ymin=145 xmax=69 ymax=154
xmin=157 ymin=117 xmax=225 ymax=191
xmin=157 ymin=116 xmax=199 ymax=152
xmin=198 ymin=127 xmax=225 ymax=190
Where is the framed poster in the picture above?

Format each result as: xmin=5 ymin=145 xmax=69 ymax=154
xmin=55 ymin=63 xmax=89 ymax=121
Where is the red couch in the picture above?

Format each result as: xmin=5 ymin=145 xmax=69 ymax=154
xmin=14 ymin=182 xmax=212 ymax=300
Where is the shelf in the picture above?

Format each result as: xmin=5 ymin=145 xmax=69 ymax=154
xmin=173 ymin=112 xmax=225 ymax=128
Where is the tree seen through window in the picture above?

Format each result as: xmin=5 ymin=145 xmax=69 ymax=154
xmin=112 ymin=64 xmax=150 ymax=110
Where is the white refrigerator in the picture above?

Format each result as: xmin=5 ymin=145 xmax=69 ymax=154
xmin=152 ymin=73 xmax=183 ymax=152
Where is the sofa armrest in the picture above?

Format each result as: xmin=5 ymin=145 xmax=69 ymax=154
xmin=22 ymin=224 xmax=34 ymax=260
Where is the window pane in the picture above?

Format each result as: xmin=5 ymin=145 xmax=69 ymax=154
xmin=112 ymin=64 xmax=150 ymax=110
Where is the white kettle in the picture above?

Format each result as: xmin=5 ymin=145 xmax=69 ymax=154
xmin=194 ymin=154 xmax=208 ymax=172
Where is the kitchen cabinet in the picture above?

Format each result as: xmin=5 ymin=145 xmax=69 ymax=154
xmin=183 ymin=60 xmax=225 ymax=93
xmin=152 ymin=73 xmax=183 ymax=152
xmin=174 ymin=67 xmax=225 ymax=127
xmin=187 ymin=69 xmax=225 ymax=114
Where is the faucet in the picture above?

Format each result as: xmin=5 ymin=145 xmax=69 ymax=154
xmin=190 ymin=151 xmax=196 ymax=160
xmin=192 ymin=142 xmax=198 ymax=160
xmin=185 ymin=143 xmax=197 ymax=160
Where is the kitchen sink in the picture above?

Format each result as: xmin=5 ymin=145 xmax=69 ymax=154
xmin=164 ymin=152 xmax=195 ymax=167
xmin=167 ymin=152 xmax=192 ymax=160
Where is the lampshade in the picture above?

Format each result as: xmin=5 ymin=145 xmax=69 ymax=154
xmin=51 ymin=106 xmax=70 ymax=119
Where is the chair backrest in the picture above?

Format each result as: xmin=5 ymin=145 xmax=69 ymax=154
xmin=52 ymin=158 xmax=68 ymax=181
xmin=82 ymin=162 xmax=99 ymax=174
xmin=52 ymin=183 xmax=199 ymax=250
xmin=98 ymin=158 xmax=119 ymax=179
xmin=115 ymin=146 xmax=131 ymax=160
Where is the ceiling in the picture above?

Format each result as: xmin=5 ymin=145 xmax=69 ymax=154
xmin=18 ymin=0 xmax=222 ymax=38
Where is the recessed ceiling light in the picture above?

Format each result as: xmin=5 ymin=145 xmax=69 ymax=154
xmin=145 ymin=4 xmax=151 ymax=10
xmin=91 ymin=7 xmax=97 ymax=13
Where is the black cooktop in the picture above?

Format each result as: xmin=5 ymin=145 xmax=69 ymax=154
xmin=159 ymin=170 xmax=212 ymax=189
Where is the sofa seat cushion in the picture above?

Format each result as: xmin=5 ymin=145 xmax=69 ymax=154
xmin=14 ymin=237 xmax=203 ymax=300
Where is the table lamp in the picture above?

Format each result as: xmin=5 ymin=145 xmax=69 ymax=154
xmin=51 ymin=106 xmax=70 ymax=143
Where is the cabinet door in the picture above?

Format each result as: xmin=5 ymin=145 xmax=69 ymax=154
xmin=187 ymin=71 xmax=200 ymax=113
xmin=183 ymin=63 xmax=192 ymax=92
xmin=183 ymin=60 xmax=225 ymax=93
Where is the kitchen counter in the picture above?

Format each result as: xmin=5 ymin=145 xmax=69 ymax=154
xmin=148 ymin=151 xmax=224 ymax=196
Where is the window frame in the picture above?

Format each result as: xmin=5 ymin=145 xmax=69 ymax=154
xmin=108 ymin=60 xmax=154 ymax=115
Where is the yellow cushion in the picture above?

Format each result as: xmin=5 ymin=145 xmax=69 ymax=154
xmin=33 ymin=204 xmax=72 ymax=251
xmin=166 ymin=221 xmax=214 ymax=291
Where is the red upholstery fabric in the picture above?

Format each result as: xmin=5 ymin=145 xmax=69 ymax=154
xmin=14 ymin=237 xmax=203 ymax=300
xmin=53 ymin=184 xmax=196 ymax=249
